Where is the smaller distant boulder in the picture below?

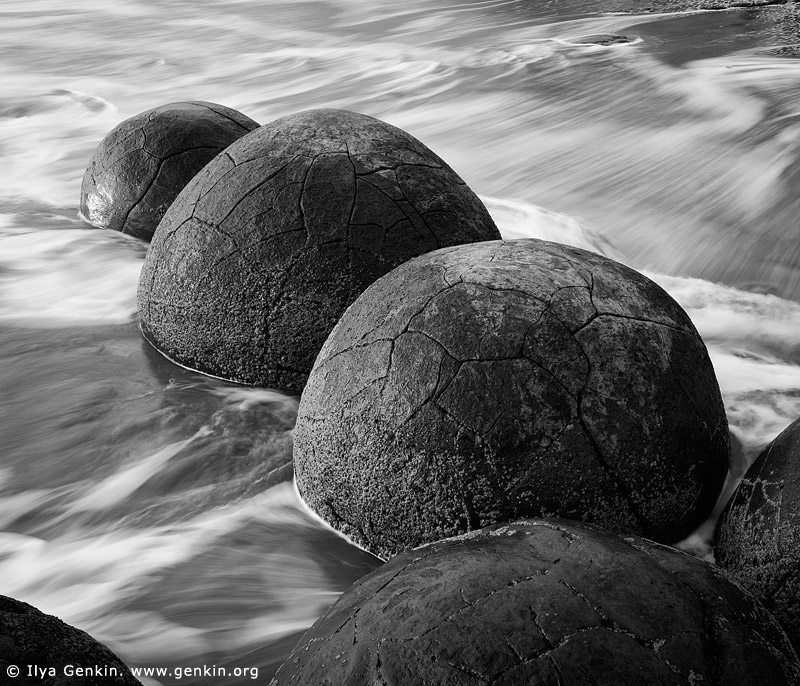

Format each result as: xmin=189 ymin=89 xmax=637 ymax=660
xmin=717 ymin=417 xmax=800 ymax=655
xmin=569 ymin=33 xmax=632 ymax=46
xmin=80 ymin=101 xmax=258 ymax=241
xmin=0 ymin=595 xmax=142 ymax=684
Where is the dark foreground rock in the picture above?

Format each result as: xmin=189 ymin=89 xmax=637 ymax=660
xmin=270 ymin=519 xmax=800 ymax=686
xmin=137 ymin=108 xmax=500 ymax=394
xmin=294 ymin=239 xmax=729 ymax=558
xmin=0 ymin=595 xmax=142 ymax=685
xmin=80 ymin=101 xmax=258 ymax=241
xmin=717 ymin=417 xmax=800 ymax=655
xmin=569 ymin=0 xmax=791 ymax=13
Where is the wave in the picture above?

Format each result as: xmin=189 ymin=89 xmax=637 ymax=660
xmin=0 ymin=225 xmax=143 ymax=326
xmin=484 ymin=194 xmax=623 ymax=260
xmin=0 ymin=481 xmax=357 ymax=666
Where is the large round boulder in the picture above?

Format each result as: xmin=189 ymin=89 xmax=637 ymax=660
xmin=270 ymin=519 xmax=800 ymax=686
xmin=137 ymin=108 xmax=500 ymax=394
xmin=80 ymin=101 xmax=258 ymax=241
xmin=717 ymin=417 xmax=800 ymax=654
xmin=0 ymin=595 xmax=142 ymax=684
xmin=294 ymin=238 xmax=729 ymax=558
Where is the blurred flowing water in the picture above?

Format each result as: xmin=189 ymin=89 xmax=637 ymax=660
xmin=3 ymin=0 xmax=800 ymax=682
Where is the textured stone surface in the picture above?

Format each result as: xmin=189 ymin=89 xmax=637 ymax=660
xmin=270 ymin=519 xmax=800 ymax=686
xmin=571 ymin=0 xmax=792 ymax=12
xmin=294 ymin=239 xmax=729 ymax=558
xmin=717 ymin=418 xmax=800 ymax=655
xmin=0 ymin=595 xmax=142 ymax=684
xmin=137 ymin=108 xmax=500 ymax=394
xmin=80 ymin=101 xmax=258 ymax=241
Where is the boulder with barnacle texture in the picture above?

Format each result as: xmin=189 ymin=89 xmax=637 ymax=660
xmin=294 ymin=238 xmax=729 ymax=558
xmin=270 ymin=519 xmax=800 ymax=686
xmin=137 ymin=108 xmax=500 ymax=393
xmin=717 ymin=417 xmax=800 ymax=655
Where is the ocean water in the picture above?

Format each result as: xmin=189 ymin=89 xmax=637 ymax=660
xmin=3 ymin=0 xmax=800 ymax=682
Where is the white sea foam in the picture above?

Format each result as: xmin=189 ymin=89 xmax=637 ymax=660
xmin=1 ymin=482 xmax=338 ymax=662
xmin=648 ymin=272 xmax=800 ymax=451
xmin=210 ymin=386 xmax=300 ymax=413
xmin=689 ymin=53 xmax=800 ymax=100
xmin=487 ymin=194 xmax=623 ymax=260
xmin=707 ymin=350 xmax=800 ymax=451
xmin=0 ymin=227 xmax=143 ymax=326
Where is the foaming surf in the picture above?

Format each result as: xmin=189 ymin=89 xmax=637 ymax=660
xmin=484 ymin=195 xmax=624 ymax=260
xmin=0 ymin=225 xmax=143 ymax=326
xmin=0 ymin=481 xmax=351 ymax=663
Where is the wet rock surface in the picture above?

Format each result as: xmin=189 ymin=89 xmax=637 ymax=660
xmin=0 ymin=595 xmax=142 ymax=685
xmin=270 ymin=519 xmax=800 ymax=686
xmin=580 ymin=0 xmax=792 ymax=13
xmin=568 ymin=33 xmax=632 ymax=45
xmin=137 ymin=108 xmax=500 ymax=394
xmin=80 ymin=101 xmax=258 ymax=241
xmin=294 ymin=239 xmax=729 ymax=558
xmin=717 ymin=417 xmax=800 ymax=655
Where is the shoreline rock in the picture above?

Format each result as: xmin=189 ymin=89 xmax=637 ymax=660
xmin=0 ymin=595 xmax=142 ymax=685
xmin=137 ymin=108 xmax=500 ymax=394
xmin=271 ymin=519 xmax=800 ymax=686
xmin=80 ymin=101 xmax=258 ymax=241
xmin=716 ymin=417 xmax=800 ymax=655
xmin=294 ymin=238 xmax=730 ymax=558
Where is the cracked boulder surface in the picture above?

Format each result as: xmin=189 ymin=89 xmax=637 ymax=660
xmin=137 ymin=108 xmax=500 ymax=394
xmin=0 ymin=595 xmax=142 ymax=685
xmin=716 ymin=418 xmax=800 ymax=655
xmin=570 ymin=0 xmax=797 ymax=12
xmin=294 ymin=238 xmax=729 ymax=559
xmin=270 ymin=519 xmax=800 ymax=686
xmin=80 ymin=101 xmax=258 ymax=241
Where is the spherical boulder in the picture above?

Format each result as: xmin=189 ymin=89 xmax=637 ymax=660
xmin=717 ymin=417 xmax=800 ymax=654
xmin=137 ymin=108 xmax=500 ymax=394
xmin=80 ymin=101 xmax=259 ymax=241
xmin=0 ymin=595 xmax=142 ymax=685
xmin=294 ymin=238 xmax=729 ymax=558
xmin=270 ymin=519 xmax=800 ymax=686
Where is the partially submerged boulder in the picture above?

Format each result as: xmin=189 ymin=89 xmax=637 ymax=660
xmin=0 ymin=595 xmax=142 ymax=685
xmin=294 ymin=238 xmax=729 ymax=558
xmin=137 ymin=108 xmax=500 ymax=394
xmin=80 ymin=101 xmax=258 ymax=241
xmin=717 ymin=417 xmax=800 ymax=654
xmin=270 ymin=519 xmax=800 ymax=686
